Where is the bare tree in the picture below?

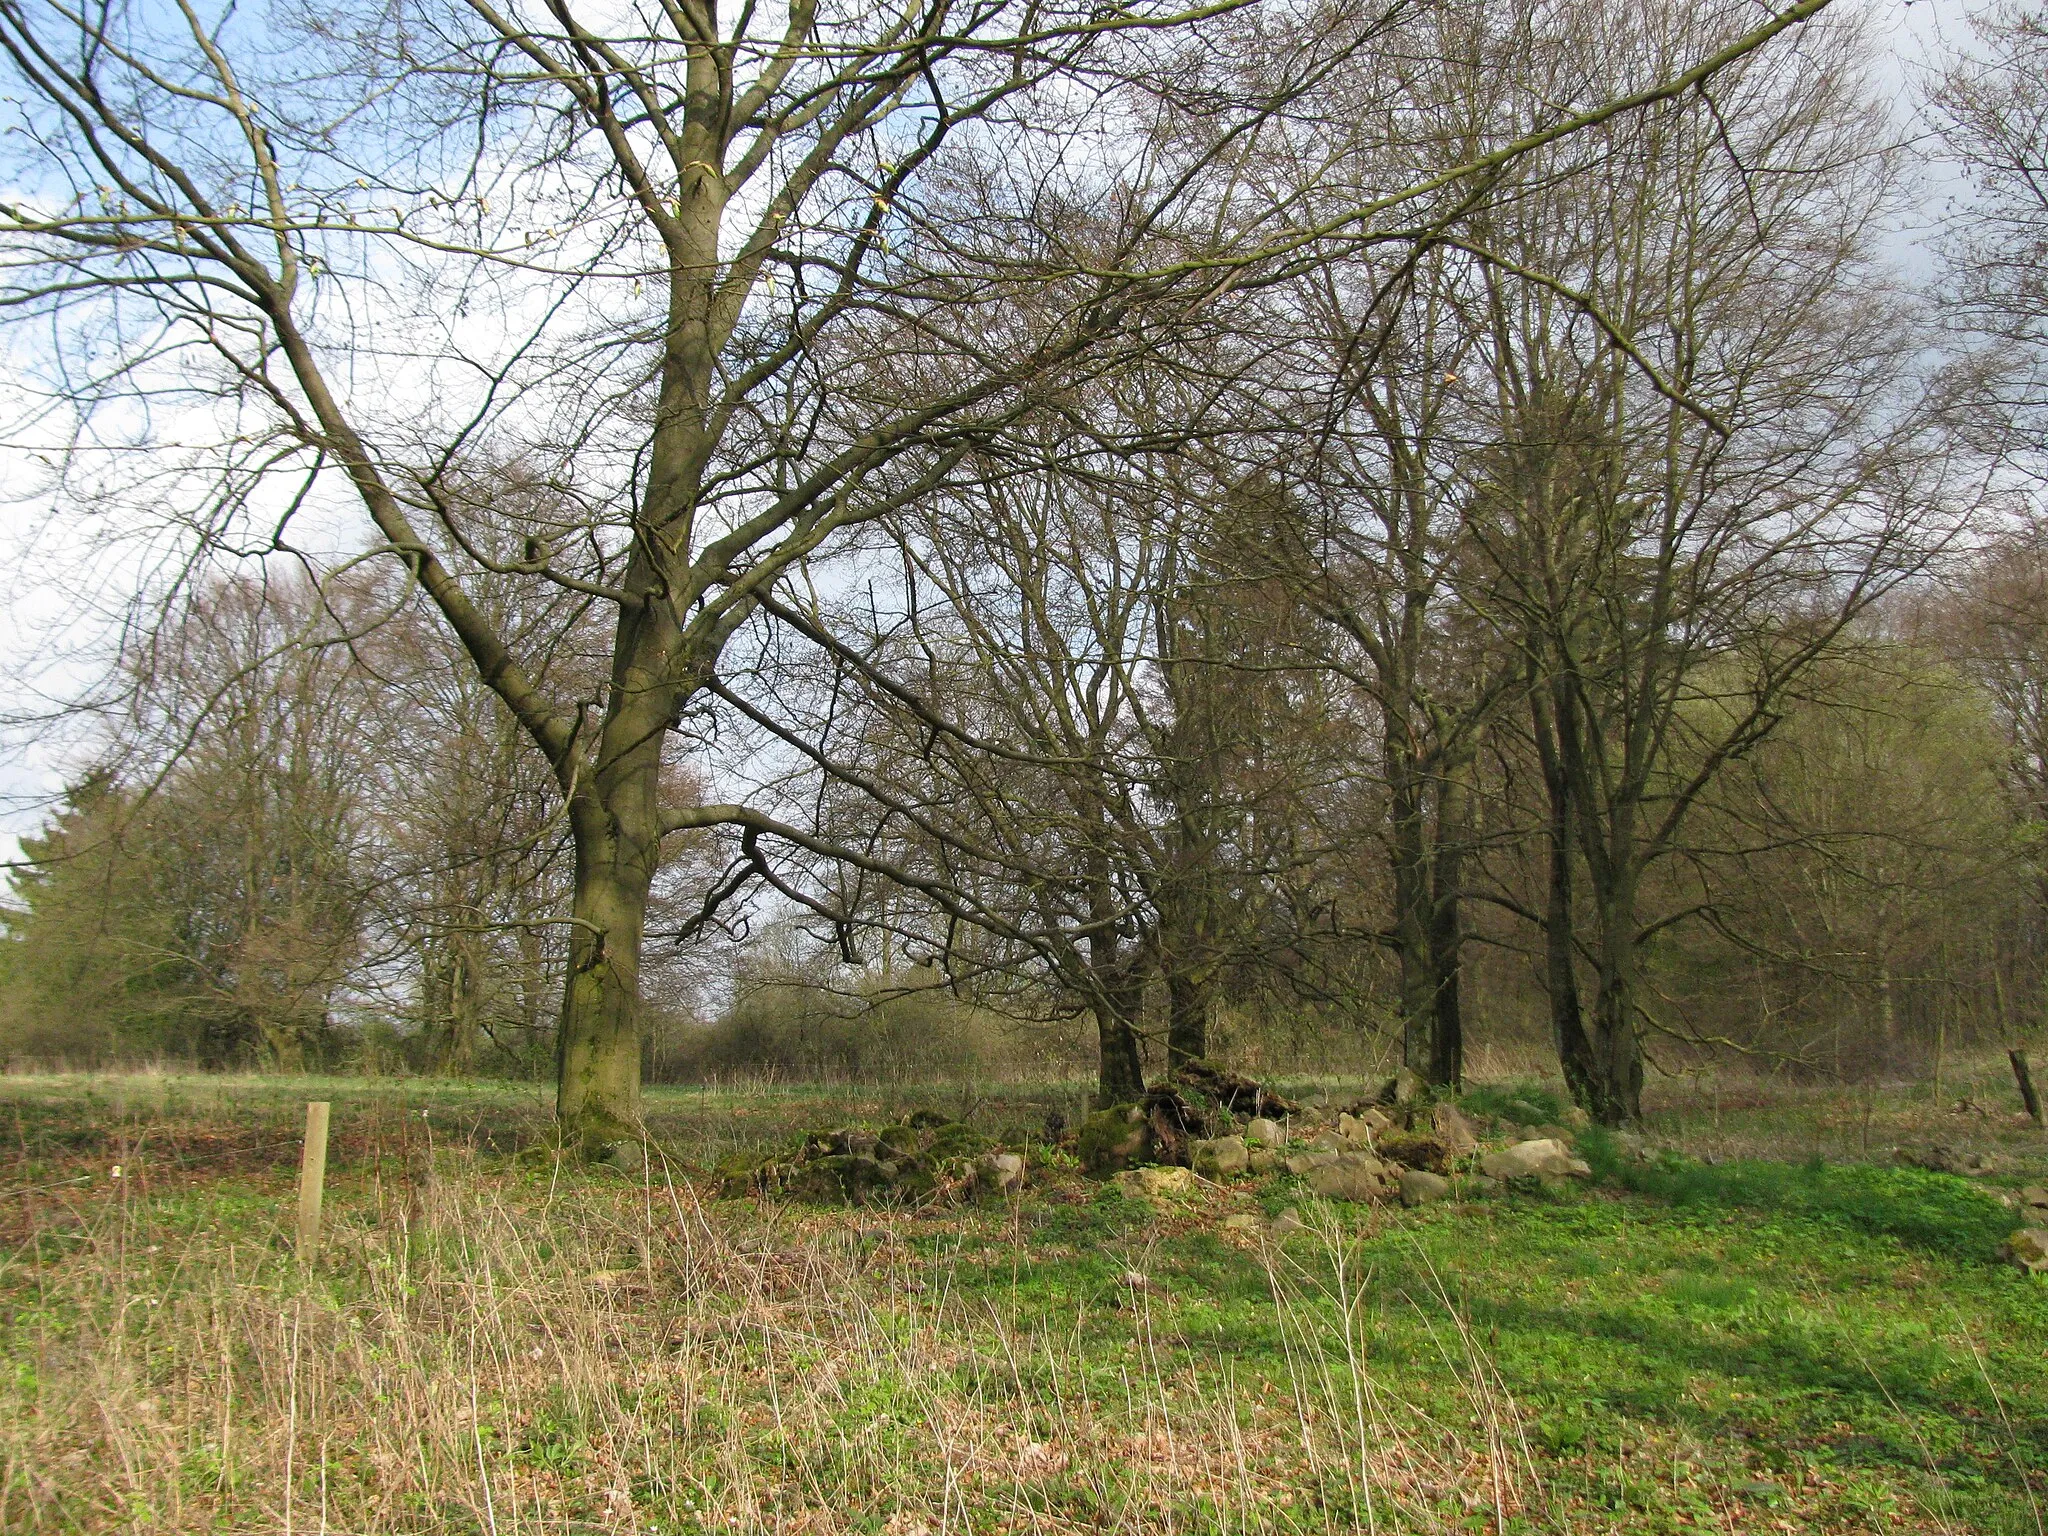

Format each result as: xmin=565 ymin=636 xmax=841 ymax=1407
xmin=0 ymin=0 xmax=1839 ymax=1146
xmin=732 ymin=428 xmax=1342 ymax=1103
xmin=1942 ymin=518 xmax=2048 ymax=1034
xmin=1457 ymin=0 xmax=1954 ymax=1121
xmin=0 ymin=0 xmax=1290 ymax=1148
xmin=1931 ymin=0 xmax=2048 ymax=482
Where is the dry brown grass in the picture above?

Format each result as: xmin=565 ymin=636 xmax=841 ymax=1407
xmin=10 ymin=1063 xmax=2043 ymax=1534
xmin=2 ymin=1146 xmax=1540 ymax=1535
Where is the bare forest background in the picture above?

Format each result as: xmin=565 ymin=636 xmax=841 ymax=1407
xmin=0 ymin=0 xmax=2044 ymax=1137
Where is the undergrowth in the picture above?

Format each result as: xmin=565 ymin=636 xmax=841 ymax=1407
xmin=1578 ymin=1128 xmax=2022 ymax=1259
xmin=2 ymin=1075 xmax=2045 ymax=1534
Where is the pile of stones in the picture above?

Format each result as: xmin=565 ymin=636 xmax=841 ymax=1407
xmin=1081 ymin=1074 xmax=1596 ymax=1208
xmin=716 ymin=1110 xmax=1025 ymax=1207
xmin=2002 ymin=1186 xmax=2048 ymax=1273
xmin=717 ymin=1061 xmax=1610 ymax=1214
xmin=1898 ymin=1144 xmax=1998 ymax=1178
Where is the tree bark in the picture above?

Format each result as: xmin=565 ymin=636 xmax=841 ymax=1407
xmin=1426 ymin=781 xmax=1467 ymax=1090
xmin=1536 ymin=684 xmax=1602 ymax=1112
xmin=1095 ymin=995 xmax=1148 ymax=1105
xmin=554 ymin=596 xmax=684 ymax=1154
xmin=1389 ymin=754 xmax=1439 ymax=1077
xmin=1589 ymin=916 xmax=1645 ymax=1124
xmin=1545 ymin=801 xmax=1600 ymax=1112
xmin=1090 ymin=932 xmax=1150 ymax=1105
xmin=1084 ymin=838 xmax=1149 ymax=1106
xmin=1166 ymin=967 xmax=1210 ymax=1069
xmin=555 ymin=847 xmax=653 ymax=1152
xmin=2011 ymin=1048 xmax=2044 ymax=1128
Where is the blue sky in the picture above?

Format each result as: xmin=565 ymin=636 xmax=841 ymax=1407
xmin=0 ymin=0 xmax=2002 ymax=871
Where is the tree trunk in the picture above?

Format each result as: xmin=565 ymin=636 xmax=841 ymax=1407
xmin=555 ymin=836 xmax=656 ymax=1153
xmin=1095 ymin=996 xmax=1148 ymax=1105
xmin=1581 ymin=771 xmax=1647 ymax=1123
xmin=553 ymin=597 xmax=683 ymax=1155
xmin=1588 ymin=947 xmax=1644 ymax=1124
xmin=1390 ymin=768 xmax=1437 ymax=1076
xmin=431 ymin=944 xmax=479 ymax=1075
xmin=1427 ymin=854 xmax=1465 ymax=1091
xmin=1536 ymin=686 xmax=1601 ymax=1111
xmin=2010 ymin=1048 xmax=2043 ymax=1128
xmin=1166 ymin=967 xmax=1210 ymax=1068
xmin=259 ymin=1015 xmax=307 ymax=1074
xmin=1545 ymin=808 xmax=1599 ymax=1112
xmin=1090 ymin=926 xmax=1149 ymax=1105
xmin=1424 ymin=761 xmax=1472 ymax=1090
xmin=1395 ymin=908 xmax=1436 ymax=1076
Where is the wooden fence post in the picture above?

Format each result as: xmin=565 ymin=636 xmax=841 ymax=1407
xmin=297 ymin=1101 xmax=331 ymax=1263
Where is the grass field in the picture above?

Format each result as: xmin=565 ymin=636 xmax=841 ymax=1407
xmin=2 ymin=1066 xmax=2045 ymax=1534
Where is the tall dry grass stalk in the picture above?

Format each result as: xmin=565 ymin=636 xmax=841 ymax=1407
xmin=1 ymin=1153 xmax=1539 ymax=1534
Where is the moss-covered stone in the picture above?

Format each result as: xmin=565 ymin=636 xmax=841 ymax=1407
xmin=1375 ymin=1132 xmax=1451 ymax=1174
xmin=1079 ymin=1104 xmax=1149 ymax=1175
xmin=883 ymin=1157 xmax=937 ymax=1201
xmin=802 ymin=1127 xmax=881 ymax=1159
xmin=924 ymin=1121 xmax=990 ymax=1165
xmin=786 ymin=1153 xmax=897 ymax=1206
xmin=714 ymin=1148 xmax=782 ymax=1198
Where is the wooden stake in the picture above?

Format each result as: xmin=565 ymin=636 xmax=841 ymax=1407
xmin=2009 ymin=1050 xmax=2043 ymax=1130
xmin=297 ymin=1101 xmax=331 ymax=1263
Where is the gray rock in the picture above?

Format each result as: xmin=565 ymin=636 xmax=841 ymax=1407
xmin=1220 ymin=1212 xmax=1264 ymax=1234
xmin=2002 ymin=1227 xmax=2048 ymax=1274
xmin=1268 ymin=1206 xmax=1307 ymax=1236
xmin=1479 ymin=1138 xmax=1590 ymax=1181
xmin=1193 ymin=1135 xmax=1250 ymax=1178
xmin=1309 ymin=1129 xmax=1350 ymax=1153
xmin=1244 ymin=1116 xmax=1285 ymax=1149
xmin=1464 ymin=1174 xmax=1502 ymax=1197
xmin=1398 ymin=1168 xmax=1452 ymax=1207
xmin=1247 ymin=1149 xmax=1281 ymax=1176
xmin=1337 ymin=1112 xmax=1378 ymax=1146
xmin=1285 ymin=1150 xmax=1338 ymax=1176
xmin=1561 ymin=1105 xmax=1592 ymax=1130
xmin=1430 ymin=1104 xmax=1478 ymax=1155
xmin=1343 ymin=1105 xmax=1392 ymax=1146
xmin=975 ymin=1151 xmax=1027 ymax=1196
xmin=601 ymin=1139 xmax=648 ymax=1175
xmin=1306 ymin=1153 xmax=1392 ymax=1202
xmin=1115 ymin=1165 xmax=1195 ymax=1199
xmin=2020 ymin=1184 xmax=2048 ymax=1215
xmin=1392 ymin=1067 xmax=1428 ymax=1105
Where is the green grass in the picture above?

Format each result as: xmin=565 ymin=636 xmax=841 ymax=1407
xmin=1457 ymin=1080 xmax=1571 ymax=1128
xmin=935 ymin=1184 xmax=2046 ymax=1532
xmin=2 ymin=1069 xmax=2045 ymax=1533
xmin=1578 ymin=1126 xmax=2026 ymax=1257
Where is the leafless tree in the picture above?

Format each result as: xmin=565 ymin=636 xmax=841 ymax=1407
xmin=1930 ymin=0 xmax=2048 ymax=483
xmin=1457 ymin=0 xmax=1957 ymax=1120
xmin=718 ymin=419 xmax=1346 ymax=1103
xmin=0 ymin=0 xmax=1837 ymax=1144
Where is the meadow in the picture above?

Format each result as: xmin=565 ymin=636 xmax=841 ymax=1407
xmin=2 ymin=1064 xmax=2044 ymax=1535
